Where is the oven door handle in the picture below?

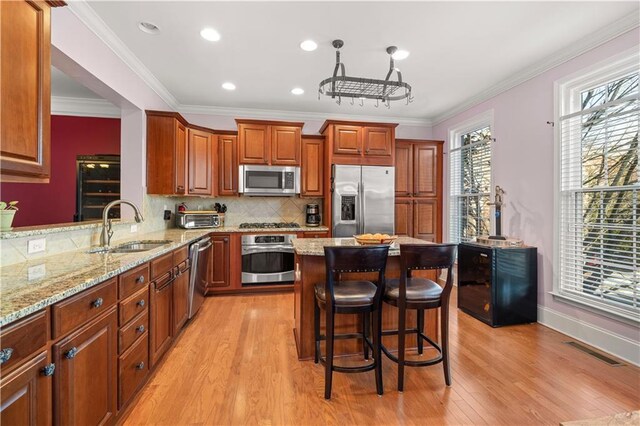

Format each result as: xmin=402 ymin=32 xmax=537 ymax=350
xmin=242 ymin=246 xmax=294 ymax=255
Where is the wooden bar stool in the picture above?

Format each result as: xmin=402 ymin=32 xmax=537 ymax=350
xmin=314 ymin=245 xmax=390 ymax=400
xmin=381 ymin=243 xmax=457 ymax=391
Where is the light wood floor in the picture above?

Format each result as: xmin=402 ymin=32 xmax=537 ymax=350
xmin=122 ymin=290 xmax=639 ymax=425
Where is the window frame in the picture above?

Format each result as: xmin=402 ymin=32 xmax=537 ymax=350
xmin=447 ymin=110 xmax=495 ymax=244
xmin=553 ymin=47 xmax=640 ymax=325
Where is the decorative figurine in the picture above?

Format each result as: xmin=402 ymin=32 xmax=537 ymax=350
xmin=488 ymin=185 xmax=506 ymax=240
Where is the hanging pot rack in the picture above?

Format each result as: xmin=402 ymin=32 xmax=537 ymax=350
xmin=318 ymin=40 xmax=414 ymax=107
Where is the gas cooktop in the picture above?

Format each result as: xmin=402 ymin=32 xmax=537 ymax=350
xmin=238 ymin=222 xmax=300 ymax=229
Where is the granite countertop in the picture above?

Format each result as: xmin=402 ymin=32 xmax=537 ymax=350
xmin=0 ymin=229 xmax=212 ymax=327
xmin=208 ymin=225 xmax=329 ymax=233
xmin=293 ymin=236 xmax=430 ymax=256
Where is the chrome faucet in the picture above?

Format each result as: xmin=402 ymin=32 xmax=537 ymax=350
xmin=100 ymin=200 xmax=144 ymax=248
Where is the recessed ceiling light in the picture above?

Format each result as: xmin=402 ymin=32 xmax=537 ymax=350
xmin=300 ymin=40 xmax=318 ymax=52
xmin=222 ymin=82 xmax=236 ymax=91
xmin=392 ymin=49 xmax=410 ymax=61
xmin=138 ymin=22 xmax=160 ymax=34
xmin=201 ymin=28 xmax=221 ymax=42
xmin=291 ymin=87 xmax=304 ymax=95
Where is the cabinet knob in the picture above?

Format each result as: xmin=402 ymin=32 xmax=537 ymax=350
xmin=366 ymin=148 xmax=370 ymax=153
xmin=136 ymin=325 xmax=145 ymax=333
xmin=223 ymin=238 xmax=228 ymax=242
xmin=136 ymin=275 xmax=145 ymax=284
xmin=406 ymin=192 xmax=411 ymax=196
xmin=65 ymin=347 xmax=78 ymax=359
xmin=91 ymin=298 xmax=103 ymax=308
xmin=0 ymin=348 xmax=13 ymax=364
xmin=136 ymin=362 xmax=145 ymax=370
xmin=189 ymin=188 xmax=194 ymax=192
xmin=137 ymin=299 xmax=146 ymax=308
xmin=41 ymin=363 xmax=55 ymax=377
xmin=177 ymin=185 xmax=184 ymax=191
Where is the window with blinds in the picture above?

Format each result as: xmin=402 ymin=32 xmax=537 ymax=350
xmin=557 ymin=61 xmax=639 ymax=321
xmin=449 ymin=125 xmax=492 ymax=243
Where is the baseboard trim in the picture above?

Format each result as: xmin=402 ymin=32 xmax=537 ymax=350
xmin=537 ymin=305 xmax=640 ymax=367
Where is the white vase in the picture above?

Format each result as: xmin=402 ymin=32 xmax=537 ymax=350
xmin=0 ymin=210 xmax=16 ymax=231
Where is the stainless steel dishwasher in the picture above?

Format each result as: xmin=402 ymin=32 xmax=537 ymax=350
xmin=188 ymin=237 xmax=212 ymax=318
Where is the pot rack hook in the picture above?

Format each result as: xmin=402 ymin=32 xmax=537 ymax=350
xmin=386 ymin=99 xmax=391 ymax=109
xmin=359 ymin=98 xmax=364 ymax=107
xmin=375 ymin=99 xmax=380 ymax=108
xmin=350 ymin=97 xmax=354 ymax=106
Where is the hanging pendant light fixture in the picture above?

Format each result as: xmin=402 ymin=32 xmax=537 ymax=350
xmin=318 ymin=40 xmax=414 ymax=108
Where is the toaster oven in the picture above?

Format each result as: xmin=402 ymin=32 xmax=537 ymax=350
xmin=176 ymin=212 xmax=222 ymax=229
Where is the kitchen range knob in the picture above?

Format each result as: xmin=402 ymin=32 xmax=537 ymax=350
xmin=136 ymin=362 xmax=145 ymax=370
xmin=91 ymin=298 xmax=103 ymax=308
xmin=137 ymin=300 xmax=145 ymax=308
xmin=136 ymin=325 xmax=145 ymax=333
xmin=136 ymin=275 xmax=145 ymax=284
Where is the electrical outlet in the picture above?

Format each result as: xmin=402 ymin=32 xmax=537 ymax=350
xmin=130 ymin=224 xmax=138 ymax=233
xmin=197 ymin=205 xmax=203 ymax=211
xmin=28 ymin=264 xmax=46 ymax=281
xmin=163 ymin=210 xmax=172 ymax=220
xmin=27 ymin=238 xmax=46 ymax=254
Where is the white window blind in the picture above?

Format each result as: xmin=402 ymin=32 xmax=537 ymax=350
xmin=450 ymin=126 xmax=492 ymax=243
xmin=558 ymin=69 xmax=639 ymax=320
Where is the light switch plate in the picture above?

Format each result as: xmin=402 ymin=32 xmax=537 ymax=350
xmin=130 ymin=224 xmax=138 ymax=233
xmin=28 ymin=264 xmax=46 ymax=281
xmin=27 ymin=238 xmax=46 ymax=254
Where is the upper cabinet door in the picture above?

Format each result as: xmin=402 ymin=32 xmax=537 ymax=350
xmin=218 ymin=135 xmax=238 ymax=195
xmin=301 ymin=137 xmax=323 ymax=197
xmin=413 ymin=144 xmax=441 ymax=197
xmin=271 ymin=126 xmax=301 ymax=165
xmin=394 ymin=142 xmax=413 ymax=197
xmin=238 ymin=123 xmax=269 ymax=164
xmin=333 ymin=125 xmax=362 ymax=156
xmin=187 ymin=129 xmax=213 ymax=195
xmin=0 ymin=0 xmax=51 ymax=181
xmin=174 ymin=121 xmax=187 ymax=195
xmin=363 ymin=127 xmax=392 ymax=157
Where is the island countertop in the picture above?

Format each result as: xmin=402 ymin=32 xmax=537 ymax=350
xmin=293 ymin=236 xmax=430 ymax=256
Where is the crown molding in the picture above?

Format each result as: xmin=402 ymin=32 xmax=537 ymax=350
xmin=179 ymin=104 xmax=432 ymax=127
xmin=51 ymin=96 xmax=121 ymax=118
xmin=431 ymin=13 xmax=640 ymax=126
xmin=66 ymin=0 xmax=179 ymax=110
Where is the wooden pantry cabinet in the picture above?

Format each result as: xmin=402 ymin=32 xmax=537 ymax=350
xmin=301 ymin=136 xmax=324 ymax=197
xmin=394 ymin=139 xmax=443 ymax=242
xmin=237 ymin=119 xmax=303 ymax=165
xmin=146 ymin=111 xmax=216 ymax=196
xmin=218 ymin=133 xmax=238 ymax=195
xmin=0 ymin=0 xmax=65 ymax=182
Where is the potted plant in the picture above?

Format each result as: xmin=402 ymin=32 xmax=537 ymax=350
xmin=0 ymin=201 xmax=19 ymax=231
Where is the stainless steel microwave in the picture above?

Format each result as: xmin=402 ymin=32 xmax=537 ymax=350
xmin=238 ymin=165 xmax=300 ymax=196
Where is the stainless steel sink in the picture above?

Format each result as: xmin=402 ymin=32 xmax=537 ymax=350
xmin=87 ymin=240 xmax=172 ymax=254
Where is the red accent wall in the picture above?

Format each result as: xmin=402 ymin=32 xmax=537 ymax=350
xmin=0 ymin=116 xmax=121 ymax=227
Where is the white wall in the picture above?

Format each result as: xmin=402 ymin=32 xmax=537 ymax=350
xmin=433 ymin=29 xmax=640 ymax=364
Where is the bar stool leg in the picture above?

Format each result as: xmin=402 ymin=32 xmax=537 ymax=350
xmin=441 ymin=304 xmax=451 ymax=386
xmin=397 ymin=302 xmax=407 ymax=392
xmin=363 ymin=312 xmax=370 ymax=360
xmin=324 ymin=307 xmax=335 ymax=400
xmin=417 ymin=309 xmax=424 ymax=355
xmin=372 ymin=309 xmax=383 ymax=396
xmin=314 ymin=302 xmax=320 ymax=364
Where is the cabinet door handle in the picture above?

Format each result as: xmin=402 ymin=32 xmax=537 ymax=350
xmin=0 ymin=348 xmax=13 ymax=364
xmin=136 ymin=275 xmax=145 ymax=284
xmin=176 ymin=185 xmax=184 ymax=191
xmin=41 ymin=363 xmax=55 ymax=376
xmin=136 ymin=325 xmax=145 ymax=333
xmin=136 ymin=362 xmax=145 ymax=370
xmin=137 ymin=299 xmax=146 ymax=308
xmin=366 ymin=148 xmax=370 ymax=153
xmin=189 ymin=188 xmax=194 ymax=192
xmin=91 ymin=297 xmax=103 ymax=308
xmin=65 ymin=347 xmax=78 ymax=359
xmin=223 ymin=238 xmax=228 ymax=242
xmin=406 ymin=192 xmax=411 ymax=196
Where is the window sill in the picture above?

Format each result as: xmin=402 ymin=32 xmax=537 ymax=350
xmin=550 ymin=291 xmax=640 ymax=326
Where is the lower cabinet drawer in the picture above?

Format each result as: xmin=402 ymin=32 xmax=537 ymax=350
xmin=119 ymin=286 xmax=149 ymax=326
xmin=118 ymin=332 xmax=149 ymax=410
xmin=118 ymin=310 xmax=148 ymax=354
xmin=0 ymin=310 xmax=47 ymax=374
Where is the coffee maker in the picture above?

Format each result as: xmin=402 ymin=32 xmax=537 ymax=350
xmin=305 ymin=204 xmax=320 ymax=227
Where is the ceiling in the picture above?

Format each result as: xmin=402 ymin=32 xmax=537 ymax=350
xmin=82 ymin=1 xmax=638 ymax=122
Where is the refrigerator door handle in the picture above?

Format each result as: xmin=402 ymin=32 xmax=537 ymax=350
xmin=356 ymin=182 xmax=361 ymax=234
xmin=361 ymin=181 xmax=365 ymax=233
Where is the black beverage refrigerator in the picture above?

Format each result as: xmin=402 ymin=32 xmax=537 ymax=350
xmin=457 ymin=242 xmax=538 ymax=327
xmin=75 ymin=155 xmax=121 ymax=222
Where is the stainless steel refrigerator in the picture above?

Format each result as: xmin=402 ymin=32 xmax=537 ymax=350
xmin=332 ymin=165 xmax=395 ymax=237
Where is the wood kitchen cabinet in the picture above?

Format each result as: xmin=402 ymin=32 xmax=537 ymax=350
xmin=53 ymin=308 xmax=118 ymax=426
xmin=149 ymin=253 xmax=174 ymax=367
xmin=320 ymin=120 xmax=396 ymax=166
xmin=363 ymin=126 xmax=393 ymax=157
xmin=218 ymin=133 xmax=238 ymax=195
xmin=333 ymin=124 xmax=362 ymax=156
xmin=173 ymin=258 xmax=190 ymax=335
xmin=187 ymin=127 xmax=215 ymax=196
xmin=208 ymin=235 xmax=231 ymax=291
xmin=0 ymin=351 xmax=52 ymax=425
xmin=301 ymin=136 xmax=324 ymax=197
xmin=394 ymin=139 xmax=443 ymax=243
xmin=237 ymin=119 xmax=303 ymax=165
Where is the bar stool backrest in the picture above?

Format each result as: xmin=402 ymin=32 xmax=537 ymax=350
xmin=323 ymin=245 xmax=390 ymax=307
xmin=399 ymin=244 xmax=458 ymax=302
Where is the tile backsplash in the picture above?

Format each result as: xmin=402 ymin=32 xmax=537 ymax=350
xmin=0 ymin=195 xmax=322 ymax=266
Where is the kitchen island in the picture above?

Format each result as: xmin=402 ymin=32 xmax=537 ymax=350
xmin=292 ymin=237 xmax=439 ymax=360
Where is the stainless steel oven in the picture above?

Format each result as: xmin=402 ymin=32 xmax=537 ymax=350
xmin=241 ymin=234 xmax=296 ymax=284
xmin=238 ymin=165 xmax=300 ymax=196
